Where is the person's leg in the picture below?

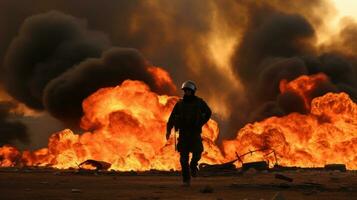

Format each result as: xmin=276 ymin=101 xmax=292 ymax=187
xmin=180 ymin=151 xmax=190 ymax=184
xmin=190 ymin=150 xmax=202 ymax=177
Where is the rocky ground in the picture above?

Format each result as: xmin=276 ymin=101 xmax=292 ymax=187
xmin=0 ymin=168 xmax=356 ymax=200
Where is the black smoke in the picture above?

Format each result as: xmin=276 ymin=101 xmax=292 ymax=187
xmin=0 ymin=0 xmax=357 ymax=142
xmin=229 ymin=2 xmax=357 ymax=135
xmin=2 ymin=11 xmax=176 ymax=127
xmin=0 ymin=101 xmax=28 ymax=145
xmin=3 ymin=11 xmax=110 ymax=109
xmin=44 ymin=47 xmax=175 ymax=125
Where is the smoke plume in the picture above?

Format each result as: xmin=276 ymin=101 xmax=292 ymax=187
xmin=0 ymin=0 xmax=357 ymax=142
xmin=0 ymin=101 xmax=28 ymax=145
xmin=44 ymin=47 xmax=175 ymax=124
xmin=3 ymin=11 xmax=110 ymax=109
xmin=2 ymin=11 xmax=176 ymax=127
xmin=229 ymin=1 xmax=357 ymax=135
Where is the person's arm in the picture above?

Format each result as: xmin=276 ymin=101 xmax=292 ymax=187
xmin=166 ymin=102 xmax=179 ymax=140
xmin=200 ymin=99 xmax=212 ymax=125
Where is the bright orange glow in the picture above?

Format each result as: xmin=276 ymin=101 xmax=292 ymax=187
xmin=147 ymin=66 xmax=177 ymax=94
xmin=0 ymin=73 xmax=356 ymax=170
xmin=279 ymin=73 xmax=329 ymax=110
xmin=0 ymin=145 xmax=21 ymax=167
xmin=7 ymin=80 xmax=225 ymax=171
xmin=224 ymin=75 xmax=357 ymax=169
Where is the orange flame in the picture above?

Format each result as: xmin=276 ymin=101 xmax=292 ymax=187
xmin=16 ymin=80 xmax=224 ymax=171
xmin=0 ymin=145 xmax=21 ymax=167
xmin=224 ymin=75 xmax=357 ymax=169
xmin=147 ymin=66 xmax=177 ymax=94
xmin=0 ymin=73 xmax=356 ymax=170
xmin=279 ymin=73 xmax=329 ymax=111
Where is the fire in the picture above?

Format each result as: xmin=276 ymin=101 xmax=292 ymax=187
xmin=147 ymin=66 xmax=177 ymax=94
xmin=279 ymin=73 xmax=330 ymax=111
xmin=3 ymin=79 xmax=225 ymax=171
xmin=0 ymin=72 xmax=356 ymax=170
xmin=224 ymin=75 xmax=357 ymax=169
xmin=0 ymin=145 xmax=21 ymax=167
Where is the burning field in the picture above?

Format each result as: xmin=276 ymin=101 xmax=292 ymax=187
xmin=1 ymin=72 xmax=356 ymax=171
xmin=0 ymin=0 xmax=357 ymax=199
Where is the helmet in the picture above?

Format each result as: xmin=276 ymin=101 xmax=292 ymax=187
xmin=181 ymin=80 xmax=197 ymax=92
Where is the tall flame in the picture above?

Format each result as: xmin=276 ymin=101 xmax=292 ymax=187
xmin=224 ymin=74 xmax=357 ymax=169
xmin=19 ymin=80 xmax=225 ymax=171
xmin=0 ymin=72 xmax=356 ymax=170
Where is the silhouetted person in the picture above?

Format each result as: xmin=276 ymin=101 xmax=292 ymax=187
xmin=166 ymin=80 xmax=212 ymax=186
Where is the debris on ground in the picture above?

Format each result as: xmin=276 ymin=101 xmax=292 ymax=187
xmin=78 ymin=159 xmax=111 ymax=171
xmin=53 ymin=171 xmax=61 ymax=175
xmin=324 ymin=164 xmax=346 ymax=172
xmin=71 ymin=188 xmax=82 ymax=193
xmin=274 ymin=173 xmax=293 ymax=182
xmin=242 ymin=161 xmax=269 ymax=171
xmin=199 ymin=162 xmax=236 ymax=172
xmin=244 ymin=168 xmax=257 ymax=175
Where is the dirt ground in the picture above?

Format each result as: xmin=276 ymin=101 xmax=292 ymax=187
xmin=0 ymin=168 xmax=356 ymax=200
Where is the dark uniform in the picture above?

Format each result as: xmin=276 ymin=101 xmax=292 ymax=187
xmin=166 ymin=94 xmax=211 ymax=183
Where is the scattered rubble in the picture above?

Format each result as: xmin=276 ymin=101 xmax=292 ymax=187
xmin=274 ymin=174 xmax=293 ymax=182
xmin=71 ymin=188 xmax=82 ymax=193
xmin=242 ymin=161 xmax=269 ymax=171
xmin=78 ymin=159 xmax=111 ymax=171
xmin=244 ymin=168 xmax=257 ymax=175
xmin=199 ymin=162 xmax=236 ymax=172
xmin=324 ymin=164 xmax=346 ymax=172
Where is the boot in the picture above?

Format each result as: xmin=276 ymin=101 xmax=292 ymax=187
xmin=190 ymin=166 xmax=198 ymax=177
